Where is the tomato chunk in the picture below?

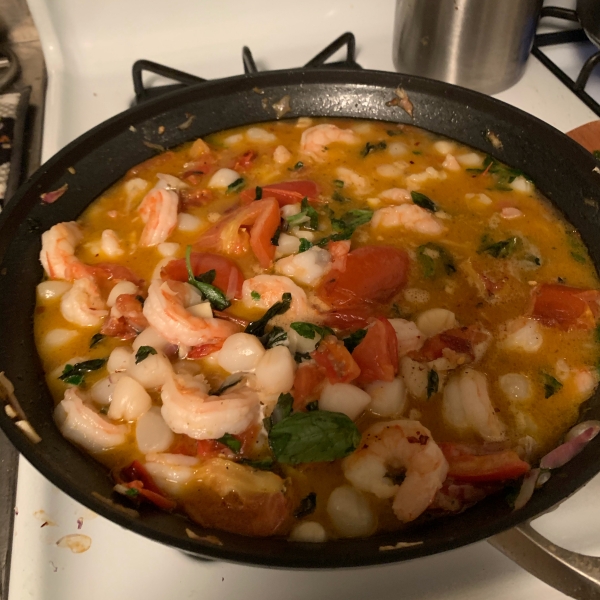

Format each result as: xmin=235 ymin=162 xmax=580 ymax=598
xmin=531 ymin=283 xmax=600 ymax=330
xmin=409 ymin=326 xmax=488 ymax=363
xmin=233 ymin=150 xmax=258 ymax=172
xmin=440 ymin=443 xmax=530 ymax=482
xmin=311 ymin=335 xmax=360 ymax=384
xmin=89 ymin=263 xmax=144 ymax=288
xmin=352 ymin=317 xmax=399 ymax=384
xmin=316 ymin=245 xmax=410 ymax=310
xmin=292 ymin=363 xmax=327 ymax=410
xmin=240 ymin=180 xmax=320 ymax=206
xmin=194 ymin=198 xmax=280 ymax=269
xmin=161 ymin=251 xmax=245 ymax=299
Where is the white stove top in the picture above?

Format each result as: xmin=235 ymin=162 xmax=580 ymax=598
xmin=8 ymin=0 xmax=600 ymax=598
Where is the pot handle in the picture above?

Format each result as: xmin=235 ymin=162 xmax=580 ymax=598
xmin=489 ymin=522 xmax=600 ymax=600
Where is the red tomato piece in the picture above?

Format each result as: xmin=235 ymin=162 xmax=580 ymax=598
xmin=531 ymin=283 xmax=600 ymax=330
xmin=89 ymin=263 xmax=144 ymax=288
xmin=440 ymin=443 xmax=530 ymax=482
xmin=328 ymin=240 xmax=351 ymax=272
xmin=292 ymin=363 xmax=327 ymax=411
xmin=124 ymin=481 xmax=177 ymax=511
xmin=120 ymin=460 xmax=164 ymax=495
xmin=195 ymin=198 xmax=280 ymax=269
xmin=311 ymin=335 xmax=360 ymax=384
xmin=409 ymin=326 xmax=487 ymax=363
xmin=161 ymin=251 xmax=245 ymax=299
xmin=352 ymin=317 xmax=399 ymax=384
xmin=316 ymin=245 xmax=410 ymax=310
xmin=170 ymin=435 xmax=201 ymax=457
xmin=239 ymin=180 xmax=320 ymax=206
xmin=321 ymin=308 xmax=371 ymax=330
xmin=180 ymin=187 xmax=213 ymax=209
xmin=100 ymin=294 xmax=148 ymax=340
xmin=188 ymin=340 xmax=225 ymax=359
xmin=233 ymin=150 xmax=257 ymax=171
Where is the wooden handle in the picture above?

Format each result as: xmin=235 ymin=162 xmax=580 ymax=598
xmin=567 ymin=120 xmax=600 ymax=154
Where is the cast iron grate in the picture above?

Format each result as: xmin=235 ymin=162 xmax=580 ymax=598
xmin=131 ymin=32 xmax=362 ymax=105
xmin=532 ymin=6 xmax=600 ymax=117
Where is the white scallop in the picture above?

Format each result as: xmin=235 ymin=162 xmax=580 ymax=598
xmin=132 ymin=326 xmax=171 ymax=354
xmin=273 ymin=145 xmax=292 ymax=164
xmin=400 ymin=356 xmax=428 ymax=400
xmin=319 ymin=383 xmax=371 ymax=421
xmin=107 ymin=346 xmax=134 ymax=373
xmin=107 ymin=375 xmax=152 ymax=421
xmin=465 ymin=192 xmax=493 ymax=206
xmin=254 ymin=346 xmax=296 ymax=394
xmin=187 ymin=302 xmax=213 ymax=319
xmin=100 ymin=229 xmax=124 ymax=257
xmin=281 ymin=203 xmax=301 ymax=218
xmin=387 ymin=142 xmax=408 ymax=157
xmin=433 ymin=140 xmax=456 ymax=155
xmin=106 ymin=281 xmax=138 ymax=308
xmin=127 ymin=352 xmax=173 ymax=390
xmin=246 ymin=127 xmax=277 ymax=143
xmin=37 ymin=280 xmax=72 ymax=303
xmin=208 ymin=168 xmax=240 ymax=189
xmin=499 ymin=373 xmax=531 ymax=401
xmin=157 ymin=242 xmax=180 ymax=257
xmin=274 ymin=233 xmax=301 ymax=258
xmin=89 ymin=373 xmax=123 ymax=406
xmin=289 ymin=521 xmax=328 ymax=543
xmin=177 ymin=212 xmax=202 ymax=232
xmin=135 ymin=407 xmax=175 ymax=453
xmin=365 ymin=378 xmax=407 ymax=417
xmin=502 ymin=319 xmax=543 ymax=353
xmin=144 ymin=453 xmax=198 ymax=495
xmin=274 ymin=246 xmax=331 ymax=286
xmin=456 ymin=153 xmax=484 ymax=167
xmin=510 ymin=175 xmax=534 ymax=194
xmin=42 ymin=328 xmax=78 ymax=350
xmin=416 ymin=308 xmax=457 ymax=337
xmin=286 ymin=328 xmax=320 ymax=355
xmin=224 ymin=133 xmax=243 ymax=146
xmin=217 ymin=333 xmax=266 ymax=373
xmin=327 ymin=485 xmax=376 ymax=538
xmin=376 ymin=163 xmax=404 ymax=178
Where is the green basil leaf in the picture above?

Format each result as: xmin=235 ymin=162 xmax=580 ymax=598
xmin=342 ymin=329 xmax=367 ymax=353
xmin=238 ymin=457 xmax=275 ymax=471
xmin=294 ymin=352 xmax=311 ymax=363
xmin=289 ymin=161 xmax=304 ymax=171
xmin=89 ymin=333 xmax=105 ymax=349
xmin=216 ymin=433 xmax=242 ymax=453
xmin=268 ymin=411 xmax=361 ymax=465
xmin=361 ymin=141 xmax=387 ymax=157
xmin=210 ymin=374 xmax=243 ymax=396
xmin=192 ymin=280 xmax=230 ymax=310
xmin=135 ymin=346 xmax=157 ymax=364
xmin=59 ymin=358 xmax=106 ymax=385
xmin=333 ymin=179 xmax=344 ymax=188
xmin=261 ymin=326 xmax=288 ymax=349
xmin=227 ymin=177 xmax=245 ymax=193
xmin=318 ymin=209 xmax=373 ymax=246
xmin=478 ymin=236 xmax=521 ymax=259
xmin=285 ymin=197 xmax=318 ymax=231
xmin=195 ymin=269 xmax=216 ymax=285
xmin=270 ymin=393 xmax=294 ymax=427
xmin=294 ymin=492 xmax=317 ymax=518
xmin=298 ymin=238 xmax=313 ymax=253
xmin=245 ymin=293 xmax=292 ymax=337
xmin=251 ymin=290 xmax=261 ymax=301
xmin=332 ymin=191 xmax=349 ymax=203
xmin=305 ymin=401 xmax=319 ymax=412
xmin=290 ymin=322 xmax=334 ymax=340
xmin=271 ymin=226 xmax=281 ymax=246
xmin=416 ymin=243 xmax=456 ymax=278
xmin=427 ymin=369 xmax=439 ymax=399
xmin=411 ymin=191 xmax=438 ymax=212
xmin=255 ymin=186 xmax=263 ymax=200
xmin=542 ymin=372 xmax=563 ymax=398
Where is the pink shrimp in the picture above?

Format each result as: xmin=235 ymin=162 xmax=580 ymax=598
xmin=300 ymin=124 xmax=358 ymax=162
xmin=138 ymin=188 xmax=179 ymax=247
xmin=40 ymin=222 xmax=92 ymax=280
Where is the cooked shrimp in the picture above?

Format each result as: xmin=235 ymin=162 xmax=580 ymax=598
xmin=388 ymin=318 xmax=425 ymax=357
xmin=40 ymin=221 xmax=91 ymax=280
xmin=60 ymin=277 xmax=108 ymax=327
xmin=336 ymin=167 xmax=371 ymax=195
xmin=160 ymin=371 xmax=261 ymax=439
xmin=138 ymin=188 xmax=179 ymax=247
xmin=500 ymin=318 xmax=543 ymax=353
xmin=342 ymin=420 xmax=448 ymax=523
xmin=443 ymin=368 xmax=506 ymax=442
xmin=241 ymin=275 xmax=317 ymax=323
xmin=300 ymin=124 xmax=358 ymax=162
xmin=371 ymin=205 xmax=446 ymax=236
xmin=143 ymin=279 xmax=239 ymax=347
xmin=54 ymin=388 xmax=129 ymax=453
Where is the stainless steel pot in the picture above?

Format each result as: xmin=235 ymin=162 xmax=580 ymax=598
xmin=392 ymin=0 xmax=543 ymax=94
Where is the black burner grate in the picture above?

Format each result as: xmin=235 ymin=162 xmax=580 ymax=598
xmin=532 ymin=6 xmax=600 ymax=117
xmin=132 ymin=32 xmax=362 ymax=105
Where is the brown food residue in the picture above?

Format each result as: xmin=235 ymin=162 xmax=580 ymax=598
xmin=56 ymin=534 xmax=92 ymax=553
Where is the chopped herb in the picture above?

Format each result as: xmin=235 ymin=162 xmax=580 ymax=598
xmin=99 ymin=406 xmax=109 ymax=415
xmin=135 ymin=346 xmax=157 ymax=364
xmin=261 ymin=326 xmax=288 ymax=349
xmin=542 ymin=372 xmax=563 ymax=398
xmin=342 ymin=329 xmax=367 ymax=353
xmin=245 ymin=293 xmax=292 ymax=337
xmin=226 ymin=177 xmax=245 ymax=193
xmin=295 ymin=492 xmax=317 ymax=518
xmin=135 ymin=295 xmax=145 ymax=306
xmin=294 ymin=352 xmax=311 ymax=363
xmin=318 ymin=209 xmax=373 ymax=246
xmin=389 ymin=303 xmax=404 ymax=318
xmin=416 ymin=243 xmax=456 ymax=278
xmin=478 ymin=235 xmax=521 ymax=259
xmin=411 ymin=191 xmax=438 ymax=212
xmin=427 ymin=370 xmax=439 ymax=398
xmin=285 ymin=197 xmax=319 ymax=230
xmin=474 ymin=156 xmax=528 ymax=191
xmin=89 ymin=333 xmax=105 ymax=349
xmin=333 ymin=179 xmax=344 ymax=188
xmin=386 ymin=129 xmax=403 ymax=137
xmin=305 ymin=401 xmax=319 ymax=412
xmin=185 ymin=246 xmax=230 ymax=310
xmin=413 ymin=150 xmax=422 ymax=155
xmin=268 ymin=410 xmax=361 ymax=464
xmin=238 ymin=457 xmax=275 ymax=470
xmin=558 ymin=276 xmax=566 ymax=284
xmin=298 ymin=238 xmax=313 ymax=253
xmin=251 ymin=290 xmax=261 ymax=301
xmin=289 ymin=161 xmax=304 ymax=171
xmin=271 ymin=226 xmax=281 ymax=246
xmin=268 ymin=393 xmax=294 ymax=430
xmin=216 ymin=433 xmax=242 ymax=453
xmin=210 ymin=374 xmax=243 ymax=396
xmin=255 ymin=186 xmax=263 ymax=200
xmin=571 ymin=252 xmax=587 ymax=264
xmin=59 ymin=358 xmax=106 ymax=386
xmin=524 ymin=254 xmax=541 ymax=266
xmin=361 ymin=141 xmax=387 ymax=157
xmin=125 ymin=488 xmax=140 ymax=497
xmin=332 ymin=191 xmax=349 ymax=203
xmin=290 ymin=322 xmax=334 ymax=340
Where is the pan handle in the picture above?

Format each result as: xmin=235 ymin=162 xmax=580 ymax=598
xmin=489 ymin=522 xmax=600 ymax=600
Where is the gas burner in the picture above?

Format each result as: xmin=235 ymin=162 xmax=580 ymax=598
xmin=532 ymin=6 xmax=600 ymax=116
xmin=131 ymin=32 xmax=362 ymax=105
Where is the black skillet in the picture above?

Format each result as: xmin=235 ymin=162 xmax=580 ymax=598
xmin=1 ymin=64 xmax=600 ymax=572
